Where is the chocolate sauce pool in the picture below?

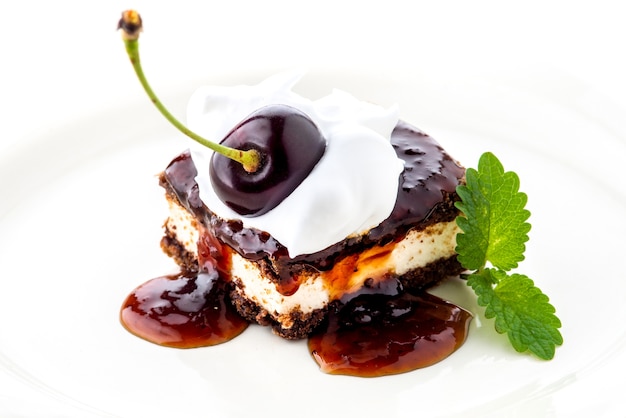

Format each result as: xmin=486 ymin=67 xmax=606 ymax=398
xmin=309 ymin=278 xmax=471 ymax=377
xmin=120 ymin=271 xmax=248 ymax=348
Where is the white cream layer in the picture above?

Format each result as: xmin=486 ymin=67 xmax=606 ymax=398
xmin=186 ymin=72 xmax=404 ymax=257
xmin=165 ymin=199 xmax=460 ymax=329
xmin=230 ymin=222 xmax=460 ymax=325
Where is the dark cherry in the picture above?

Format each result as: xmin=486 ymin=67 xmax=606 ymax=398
xmin=210 ymin=104 xmax=326 ymax=216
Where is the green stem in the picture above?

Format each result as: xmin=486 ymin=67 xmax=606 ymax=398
xmin=123 ymin=38 xmax=260 ymax=173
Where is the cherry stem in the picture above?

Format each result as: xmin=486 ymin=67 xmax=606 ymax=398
xmin=117 ymin=10 xmax=261 ymax=173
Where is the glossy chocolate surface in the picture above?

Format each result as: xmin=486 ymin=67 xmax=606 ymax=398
xmin=120 ymin=271 xmax=248 ymax=348
xmin=308 ymin=278 xmax=472 ymax=377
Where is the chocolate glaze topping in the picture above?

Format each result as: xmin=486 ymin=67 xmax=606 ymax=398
xmin=368 ymin=121 xmax=465 ymax=240
xmin=162 ymin=120 xmax=464 ymax=294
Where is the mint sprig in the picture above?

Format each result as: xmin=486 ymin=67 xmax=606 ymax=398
xmin=455 ymin=152 xmax=562 ymax=359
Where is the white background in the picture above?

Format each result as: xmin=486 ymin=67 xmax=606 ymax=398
xmin=1 ymin=1 xmax=625 ymax=416
xmin=1 ymin=0 xmax=626 ymax=154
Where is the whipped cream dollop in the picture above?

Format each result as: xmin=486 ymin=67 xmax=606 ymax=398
xmin=187 ymin=72 xmax=404 ymax=257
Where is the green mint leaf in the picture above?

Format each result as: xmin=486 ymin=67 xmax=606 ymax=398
xmin=456 ymin=152 xmax=562 ymax=359
xmin=467 ymin=269 xmax=563 ymax=360
xmin=455 ymin=152 xmax=531 ymax=271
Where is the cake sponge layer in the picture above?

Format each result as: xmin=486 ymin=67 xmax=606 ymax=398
xmin=161 ymin=193 xmax=463 ymax=338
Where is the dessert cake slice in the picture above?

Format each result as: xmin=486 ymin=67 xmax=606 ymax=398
xmin=159 ymin=120 xmax=465 ymax=339
xmin=118 ymin=10 xmax=559 ymax=374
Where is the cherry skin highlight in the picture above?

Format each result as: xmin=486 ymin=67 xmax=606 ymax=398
xmin=210 ymin=104 xmax=326 ymax=216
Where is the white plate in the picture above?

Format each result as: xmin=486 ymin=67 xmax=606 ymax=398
xmin=1 ymin=71 xmax=625 ymax=417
